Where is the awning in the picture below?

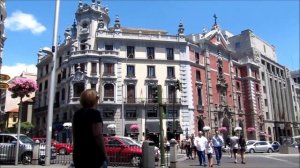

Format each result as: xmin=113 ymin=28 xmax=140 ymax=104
xmin=125 ymin=124 xmax=139 ymax=134
xmin=146 ymin=122 xmax=160 ymax=133
xmin=167 ymin=121 xmax=183 ymax=134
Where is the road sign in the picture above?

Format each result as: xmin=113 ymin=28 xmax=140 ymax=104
xmin=0 ymin=74 xmax=10 ymax=81
xmin=0 ymin=82 xmax=9 ymax=89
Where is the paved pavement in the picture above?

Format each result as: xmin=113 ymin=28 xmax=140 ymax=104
xmin=0 ymin=153 xmax=299 ymax=168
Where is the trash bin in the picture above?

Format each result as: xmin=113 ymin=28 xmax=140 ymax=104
xmin=142 ymin=140 xmax=155 ymax=168
xmin=32 ymin=142 xmax=40 ymax=165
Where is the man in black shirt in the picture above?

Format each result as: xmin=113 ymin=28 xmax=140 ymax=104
xmin=73 ymin=89 xmax=108 ymax=168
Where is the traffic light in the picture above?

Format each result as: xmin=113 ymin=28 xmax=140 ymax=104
xmin=175 ymin=79 xmax=181 ymax=91
xmin=152 ymin=86 xmax=158 ymax=103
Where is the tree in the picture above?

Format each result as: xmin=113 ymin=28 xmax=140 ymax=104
xmin=21 ymin=122 xmax=34 ymax=134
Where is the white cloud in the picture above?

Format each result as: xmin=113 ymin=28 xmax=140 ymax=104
xmin=1 ymin=63 xmax=37 ymax=78
xmin=5 ymin=10 xmax=46 ymax=35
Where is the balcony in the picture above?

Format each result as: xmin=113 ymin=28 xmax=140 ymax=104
xmin=71 ymin=50 xmax=119 ymax=58
xmin=162 ymin=98 xmax=181 ymax=104
xmin=103 ymin=97 xmax=114 ymax=102
xmin=103 ymin=72 xmax=115 ymax=76
xmin=124 ymin=98 xmax=146 ymax=104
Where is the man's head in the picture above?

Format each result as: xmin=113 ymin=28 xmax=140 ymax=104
xmin=215 ymin=130 xmax=219 ymax=135
xmin=198 ymin=131 xmax=203 ymax=137
xmin=80 ymin=89 xmax=99 ymax=108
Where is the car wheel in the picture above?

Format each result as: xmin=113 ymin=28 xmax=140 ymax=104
xmin=249 ymin=149 xmax=255 ymax=153
xmin=267 ymin=148 xmax=273 ymax=153
xmin=130 ymin=155 xmax=141 ymax=167
xmin=21 ymin=152 xmax=32 ymax=164
xmin=59 ymin=148 xmax=66 ymax=155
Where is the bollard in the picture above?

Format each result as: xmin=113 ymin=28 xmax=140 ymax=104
xmin=169 ymin=138 xmax=177 ymax=168
xmin=32 ymin=142 xmax=40 ymax=165
xmin=142 ymin=140 xmax=155 ymax=168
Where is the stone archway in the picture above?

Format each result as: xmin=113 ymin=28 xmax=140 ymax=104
xmin=198 ymin=119 xmax=204 ymax=132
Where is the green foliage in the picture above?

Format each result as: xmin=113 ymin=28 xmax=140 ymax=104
xmin=20 ymin=122 xmax=34 ymax=134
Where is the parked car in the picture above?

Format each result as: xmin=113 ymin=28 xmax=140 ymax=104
xmin=270 ymin=141 xmax=280 ymax=152
xmin=0 ymin=133 xmax=33 ymax=164
xmin=246 ymin=140 xmax=257 ymax=146
xmin=246 ymin=141 xmax=274 ymax=153
xmin=104 ymin=136 xmax=142 ymax=167
xmin=116 ymin=136 xmax=160 ymax=161
xmin=32 ymin=137 xmax=73 ymax=155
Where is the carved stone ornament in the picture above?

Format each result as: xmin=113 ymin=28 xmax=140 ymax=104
xmin=254 ymin=49 xmax=260 ymax=63
xmin=73 ymin=71 xmax=85 ymax=82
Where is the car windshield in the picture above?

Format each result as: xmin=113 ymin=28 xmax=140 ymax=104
xmin=247 ymin=141 xmax=256 ymax=145
xmin=120 ymin=138 xmax=135 ymax=145
xmin=19 ymin=135 xmax=34 ymax=144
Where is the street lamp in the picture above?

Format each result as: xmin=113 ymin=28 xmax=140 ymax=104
xmin=44 ymin=0 xmax=60 ymax=166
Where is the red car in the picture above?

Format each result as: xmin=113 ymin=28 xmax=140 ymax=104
xmin=32 ymin=137 xmax=73 ymax=155
xmin=104 ymin=136 xmax=142 ymax=167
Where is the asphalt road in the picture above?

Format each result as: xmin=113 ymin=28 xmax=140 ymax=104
xmin=0 ymin=152 xmax=299 ymax=168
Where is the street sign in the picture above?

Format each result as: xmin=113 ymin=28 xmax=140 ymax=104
xmin=0 ymin=74 xmax=10 ymax=81
xmin=0 ymin=82 xmax=9 ymax=89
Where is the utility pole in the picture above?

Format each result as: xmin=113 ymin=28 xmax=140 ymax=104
xmin=153 ymin=85 xmax=166 ymax=167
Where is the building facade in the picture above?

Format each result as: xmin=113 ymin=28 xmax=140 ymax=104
xmin=35 ymin=1 xmax=189 ymax=143
xmin=34 ymin=1 xmax=299 ymax=143
xmin=0 ymin=0 xmax=6 ymax=70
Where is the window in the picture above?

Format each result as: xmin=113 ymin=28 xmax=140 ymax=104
xmin=44 ymin=80 xmax=48 ymax=90
xmin=57 ymin=74 xmax=61 ymax=84
xmin=13 ymin=116 xmax=17 ymax=122
xmin=166 ymin=48 xmax=174 ymax=60
xmin=59 ymin=57 xmax=62 ymax=67
xmin=195 ymin=52 xmax=199 ymax=64
xmin=261 ymin=72 xmax=265 ymax=81
xmin=63 ymin=112 xmax=67 ymax=121
xmin=104 ymin=84 xmax=114 ymax=101
xmin=147 ymin=66 xmax=155 ymax=78
xmin=103 ymin=110 xmax=114 ymax=119
xmin=264 ymin=99 xmax=268 ymax=106
xmin=263 ymin=86 xmax=266 ymax=93
xmin=235 ymin=67 xmax=239 ymax=76
xmin=126 ymin=110 xmax=137 ymax=119
xmin=104 ymin=63 xmax=114 ymax=76
xmin=127 ymin=46 xmax=135 ymax=58
xmin=147 ymin=47 xmax=155 ymax=59
xmin=82 ymin=22 xmax=88 ymax=29
xmin=39 ymin=83 xmax=42 ymax=92
xmin=61 ymin=88 xmax=65 ymax=101
xmin=147 ymin=109 xmax=158 ymax=118
xmin=147 ymin=85 xmax=156 ymax=102
xmin=167 ymin=110 xmax=178 ymax=118
xmin=196 ymin=70 xmax=201 ymax=81
xmin=127 ymin=65 xmax=135 ymax=77
xmin=62 ymin=69 xmax=66 ymax=79
xmin=91 ymin=84 xmax=96 ymax=90
xmin=257 ymin=97 xmax=260 ymax=110
xmin=255 ymin=84 xmax=259 ymax=92
xmin=235 ymin=42 xmax=241 ymax=49
xmin=266 ymin=112 xmax=270 ymax=119
xmin=80 ymin=39 xmax=87 ymax=50
xmin=167 ymin=67 xmax=175 ymax=78
xmin=91 ymin=63 xmax=97 ymax=74
xmin=236 ymin=82 xmax=240 ymax=91
xmin=73 ymin=83 xmax=85 ymax=97
xmin=80 ymin=63 xmax=85 ymax=72
xmin=168 ymin=85 xmax=176 ymax=103
xmin=238 ymin=95 xmax=241 ymax=110
xmin=105 ymin=45 xmax=113 ymax=50
xmin=46 ymin=64 xmax=49 ymax=74
xmin=127 ymin=85 xmax=135 ymax=103
xmin=197 ymin=87 xmax=202 ymax=105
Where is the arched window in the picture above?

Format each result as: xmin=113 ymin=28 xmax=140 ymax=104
xmin=104 ymin=84 xmax=114 ymax=101
xmin=82 ymin=22 xmax=88 ymax=29
xmin=74 ymin=83 xmax=85 ymax=97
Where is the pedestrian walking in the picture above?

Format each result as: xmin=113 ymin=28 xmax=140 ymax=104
xmin=185 ymin=136 xmax=192 ymax=159
xmin=191 ymin=134 xmax=197 ymax=159
xmin=230 ymin=132 xmax=239 ymax=164
xmin=212 ymin=130 xmax=224 ymax=166
xmin=72 ymin=89 xmax=108 ymax=168
xmin=194 ymin=131 xmax=208 ymax=166
xmin=206 ymin=137 xmax=214 ymax=167
xmin=239 ymin=135 xmax=246 ymax=164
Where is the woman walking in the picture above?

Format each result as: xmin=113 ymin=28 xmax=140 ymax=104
xmin=239 ymin=135 xmax=246 ymax=164
xmin=206 ymin=138 xmax=214 ymax=167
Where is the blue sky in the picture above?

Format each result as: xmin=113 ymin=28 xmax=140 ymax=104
xmin=2 ymin=0 xmax=299 ymax=77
